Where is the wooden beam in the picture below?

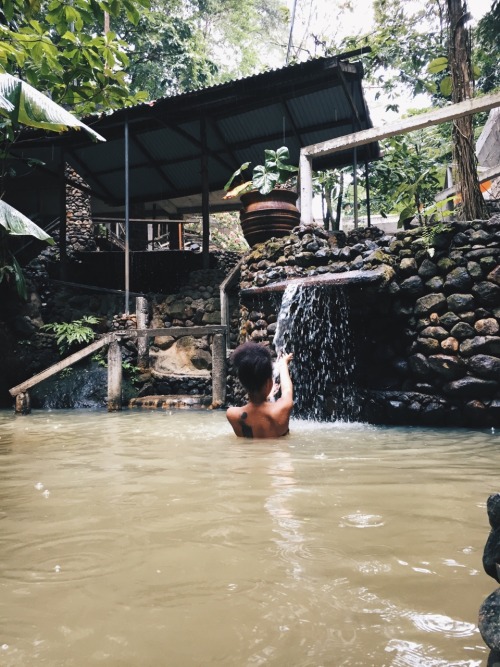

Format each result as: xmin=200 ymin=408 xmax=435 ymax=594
xmin=9 ymin=335 xmax=112 ymax=396
xmin=303 ymin=91 xmax=500 ymax=159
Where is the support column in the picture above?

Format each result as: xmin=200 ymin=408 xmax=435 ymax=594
xmin=15 ymin=392 xmax=31 ymax=415
xmin=107 ymin=340 xmax=123 ymax=411
xmin=299 ymin=151 xmax=313 ymax=224
xmin=211 ymin=333 xmax=227 ymax=407
xmin=124 ymin=116 xmax=130 ymax=314
xmin=136 ymin=296 xmax=149 ymax=370
xmin=353 ymin=147 xmax=358 ymax=229
xmin=59 ymin=149 xmax=67 ymax=280
xmin=200 ymin=117 xmax=210 ymax=270
xmin=365 ymin=159 xmax=371 ymax=227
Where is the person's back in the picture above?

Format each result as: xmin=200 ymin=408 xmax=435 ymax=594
xmin=226 ymin=342 xmax=293 ymax=439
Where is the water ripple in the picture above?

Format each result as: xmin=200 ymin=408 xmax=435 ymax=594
xmin=339 ymin=511 xmax=385 ymax=528
xmin=410 ymin=612 xmax=476 ymax=638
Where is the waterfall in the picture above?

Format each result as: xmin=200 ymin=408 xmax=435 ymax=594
xmin=273 ymin=284 xmax=357 ymax=421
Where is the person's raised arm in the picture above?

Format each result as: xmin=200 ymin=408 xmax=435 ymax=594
xmin=278 ymin=352 xmax=293 ymax=407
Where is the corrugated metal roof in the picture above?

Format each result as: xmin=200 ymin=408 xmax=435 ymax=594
xmin=12 ymin=52 xmax=380 ymax=214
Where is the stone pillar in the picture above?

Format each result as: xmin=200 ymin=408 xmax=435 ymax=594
xmin=211 ymin=333 xmax=227 ymax=407
xmin=107 ymin=340 xmax=123 ymax=411
xmin=136 ymin=296 xmax=149 ymax=369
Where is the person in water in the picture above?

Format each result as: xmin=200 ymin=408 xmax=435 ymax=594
xmin=226 ymin=341 xmax=294 ymax=438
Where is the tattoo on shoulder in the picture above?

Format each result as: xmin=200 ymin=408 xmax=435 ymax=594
xmin=239 ymin=411 xmax=253 ymax=438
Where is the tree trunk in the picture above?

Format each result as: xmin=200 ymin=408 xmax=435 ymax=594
xmin=447 ymin=0 xmax=489 ymax=220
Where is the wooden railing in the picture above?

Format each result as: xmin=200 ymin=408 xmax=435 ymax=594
xmin=9 ymin=324 xmax=227 ymax=415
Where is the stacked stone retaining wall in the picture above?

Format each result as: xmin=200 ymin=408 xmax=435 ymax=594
xmin=234 ymin=217 xmax=500 ymax=427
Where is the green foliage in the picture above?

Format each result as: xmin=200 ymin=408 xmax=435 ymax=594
xmin=92 ymin=350 xmax=142 ymax=386
xmin=0 ymin=72 xmax=105 ymax=140
xmin=335 ymin=0 xmax=445 ymax=111
xmin=422 ymin=196 xmax=455 ymax=223
xmin=122 ymin=360 xmax=141 ymax=386
xmin=368 ymin=123 xmax=449 ymax=225
xmin=0 ymin=249 xmax=27 ymax=298
xmin=91 ymin=350 xmax=107 ymax=367
xmin=118 ymin=2 xmax=218 ymax=98
xmin=0 ymin=198 xmax=55 ymax=241
xmin=474 ymin=0 xmax=500 ymax=93
xmin=224 ymin=147 xmax=298 ymax=197
xmin=0 ymin=196 xmax=55 ymax=299
xmin=107 ymin=0 xmax=287 ymax=99
xmin=185 ymin=0 xmax=287 ymax=83
xmin=420 ymin=221 xmax=453 ymax=257
xmin=41 ymin=315 xmax=100 ymax=355
xmin=312 ymin=167 xmax=349 ymax=231
xmin=209 ymin=212 xmax=248 ymax=252
xmin=0 ymin=0 xmax=150 ymax=115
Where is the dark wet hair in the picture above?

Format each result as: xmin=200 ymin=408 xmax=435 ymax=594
xmin=231 ymin=342 xmax=272 ymax=393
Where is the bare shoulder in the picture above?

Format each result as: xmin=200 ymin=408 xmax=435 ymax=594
xmin=226 ymin=406 xmax=240 ymax=423
xmin=272 ymin=396 xmax=293 ymax=414
xmin=267 ymin=397 xmax=293 ymax=425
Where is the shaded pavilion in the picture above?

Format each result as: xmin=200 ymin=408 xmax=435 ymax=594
xmin=9 ymin=50 xmax=380 ymax=291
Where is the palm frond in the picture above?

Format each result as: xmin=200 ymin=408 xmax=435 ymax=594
xmin=0 ymin=199 xmax=55 ymax=244
xmin=0 ymin=73 xmax=105 ymax=142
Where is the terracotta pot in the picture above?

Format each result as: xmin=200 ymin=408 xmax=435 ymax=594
xmin=239 ymin=189 xmax=300 ymax=247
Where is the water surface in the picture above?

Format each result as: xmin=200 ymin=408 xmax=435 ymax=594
xmin=0 ymin=410 xmax=498 ymax=666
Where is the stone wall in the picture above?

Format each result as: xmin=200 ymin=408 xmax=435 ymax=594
xmin=233 ymin=217 xmax=500 ymax=427
xmin=65 ymin=167 xmax=97 ymax=254
xmin=131 ymin=263 xmax=240 ymax=400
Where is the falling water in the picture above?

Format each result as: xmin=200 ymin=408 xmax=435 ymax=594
xmin=273 ymin=284 xmax=357 ymax=421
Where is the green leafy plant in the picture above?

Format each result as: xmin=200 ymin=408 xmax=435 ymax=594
xmin=224 ymin=146 xmax=298 ymax=198
xmin=41 ymin=315 xmax=100 ymax=355
xmin=92 ymin=350 xmax=108 ymax=368
xmin=420 ymin=221 xmax=453 ymax=258
xmin=92 ymin=351 xmax=142 ymax=386
xmin=122 ymin=360 xmax=141 ymax=386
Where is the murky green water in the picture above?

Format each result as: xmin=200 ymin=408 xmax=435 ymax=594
xmin=0 ymin=409 xmax=498 ymax=666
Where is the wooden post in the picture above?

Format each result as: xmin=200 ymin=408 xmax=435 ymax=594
xmin=15 ymin=392 xmax=31 ymax=415
xmin=211 ymin=333 xmax=227 ymax=407
xmin=107 ymin=339 xmax=123 ymax=411
xmin=299 ymin=151 xmax=313 ymax=224
xmin=136 ymin=296 xmax=149 ymax=370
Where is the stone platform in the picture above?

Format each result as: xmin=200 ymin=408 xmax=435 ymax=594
xmin=129 ymin=394 xmax=212 ymax=409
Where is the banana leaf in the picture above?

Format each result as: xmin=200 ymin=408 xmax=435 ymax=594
xmin=0 ymin=73 xmax=105 ymax=142
xmin=0 ymin=199 xmax=55 ymax=244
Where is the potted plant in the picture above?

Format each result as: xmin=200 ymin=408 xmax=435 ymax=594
xmin=224 ymin=146 xmax=300 ymax=247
